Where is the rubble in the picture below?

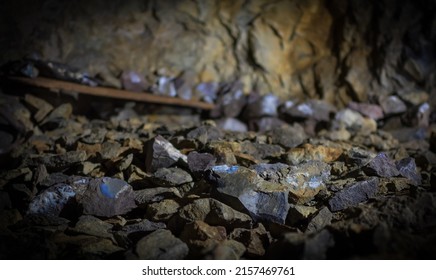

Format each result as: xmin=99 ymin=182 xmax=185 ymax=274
xmin=328 ymin=178 xmax=379 ymax=212
xmin=0 ymin=83 xmax=434 ymax=259
xmin=209 ymin=165 xmax=290 ymax=224
xmin=79 ymin=177 xmax=136 ymax=217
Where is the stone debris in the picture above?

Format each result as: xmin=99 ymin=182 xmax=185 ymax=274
xmin=364 ymin=152 xmax=400 ymax=178
xmin=187 ymin=151 xmax=216 ymax=173
xmin=380 ymin=96 xmax=407 ymax=115
xmin=79 ymin=177 xmax=136 ymax=217
xmin=0 ymin=83 xmax=434 ymax=259
xmin=152 ymin=167 xmax=192 ymax=187
xmin=306 ymin=207 xmax=333 ymax=233
xmin=210 ymin=166 xmax=291 ymax=224
xmin=269 ymin=123 xmax=308 ymax=149
xmin=348 ymin=102 xmax=384 ymax=120
xmin=329 ymin=178 xmax=379 ymax=212
xmin=396 ymin=157 xmax=422 ymax=186
xmin=27 ymin=183 xmax=76 ymax=217
xmin=145 ymin=135 xmax=188 ymax=173
xmin=121 ymin=70 xmax=148 ymax=92
xmin=229 ymin=224 xmax=270 ymax=258
xmin=284 ymin=161 xmax=331 ymax=204
xmin=169 ymin=198 xmax=253 ymax=231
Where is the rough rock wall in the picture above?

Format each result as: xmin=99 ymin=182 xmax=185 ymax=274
xmin=1 ymin=0 xmax=435 ymax=106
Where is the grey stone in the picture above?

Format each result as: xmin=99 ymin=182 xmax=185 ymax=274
xmin=396 ymin=157 xmax=422 ymax=186
xmin=286 ymin=205 xmax=317 ymax=225
xmin=172 ymin=198 xmax=252 ymax=231
xmin=145 ymin=135 xmax=188 ymax=173
xmin=328 ymin=178 xmax=379 ymax=212
xmin=136 ymin=229 xmax=188 ymax=260
xmin=72 ymin=215 xmax=113 ymax=239
xmin=187 ymin=151 xmax=216 ymax=173
xmin=157 ymin=76 xmax=177 ymax=97
xmin=174 ymin=73 xmax=194 ymax=100
xmin=348 ymin=101 xmax=384 ymax=120
xmin=249 ymin=117 xmax=288 ymax=132
xmin=146 ymin=199 xmax=180 ymax=221
xmin=121 ymin=70 xmax=148 ymax=92
xmin=282 ymin=100 xmax=336 ymax=122
xmin=100 ymin=141 xmax=122 ymax=160
xmin=79 ymin=238 xmax=124 ymax=258
xmin=210 ymin=84 xmax=246 ymax=118
xmin=24 ymin=213 xmax=70 ymax=227
xmin=187 ymin=125 xmax=223 ymax=144
xmin=269 ymin=123 xmax=307 ymax=149
xmin=333 ymin=108 xmax=377 ymax=133
xmin=306 ymin=207 xmax=333 ymax=233
xmin=81 ymin=127 xmax=107 ymax=144
xmin=39 ymin=172 xmax=70 ymax=188
xmin=210 ymin=166 xmax=290 ymax=224
xmin=194 ymin=82 xmax=219 ymax=103
xmin=24 ymin=94 xmax=53 ymax=123
xmin=380 ymin=95 xmax=407 ymax=115
xmin=121 ymin=219 xmax=166 ymax=234
xmin=152 ymin=167 xmax=192 ymax=187
xmin=27 ymin=183 xmax=76 ymax=217
xmin=180 ymin=220 xmax=227 ymax=242
xmin=241 ymin=141 xmax=284 ymax=160
xmin=251 ymin=163 xmax=289 ymax=182
xmin=244 ymin=93 xmax=280 ymax=119
xmin=216 ymin=118 xmax=248 ymax=132
xmin=40 ymin=103 xmax=73 ymax=126
xmin=229 ymin=223 xmax=270 ymax=257
xmin=79 ymin=177 xmax=136 ymax=217
xmin=134 ymin=187 xmax=182 ymax=206
xmin=397 ymin=89 xmax=429 ymax=106
xmin=35 ymin=151 xmax=88 ymax=170
xmin=364 ymin=152 xmax=400 ymax=178
xmin=284 ymin=161 xmax=331 ymax=204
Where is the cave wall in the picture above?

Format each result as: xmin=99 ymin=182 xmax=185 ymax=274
xmin=1 ymin=0 xmax=436 ymax=106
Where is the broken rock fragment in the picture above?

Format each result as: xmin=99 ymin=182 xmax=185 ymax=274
xmin=79 ymin=177 xmax=136 ymax=217
xmin=187 ymin=151 xmax=216 ymax=173
xmin=35 ymin=150 xmax=88 ymax=171
xmin=348 ymin=101 xmax=384 ymax=120
xmin=364 ymin=152 xmax=400 ymax=178
xmin=170 ymin=197 xmax=252 ymax=231
xmin=121 ymin=70 xmax=148 ymax=92
xmin=243 ymin=93 xmax=280 ymax=119
xmin=152 ymin=167 xmax=192 ymax=187
xmin=146 ymin=199 xmax=180 ymax=221
xmin=306 ymin=207 xmax=333 ymax=233
xmin=396 ymin=157 xmax=422 ymax=186
xmin=229 ymin=224 xmax=270 ymax=257
xmin=71 ymin=215 xmax=113 ymax=239
xmin=269 ymin=123 xmax=307 ymax=149
xmin=209 ymin=165 xmax=290 ymax=224
xmin=328 ymin=178 xmax=379 ymax=212
xmin=380 ymin=95 xmax=407 ymax=115
xmin=284 ymin=161 xmax=331 ymax=204
xmin=145 ymin=135 xmax=187 ymax=173
xmin=27 ymin=183 xmax=76 ymax=217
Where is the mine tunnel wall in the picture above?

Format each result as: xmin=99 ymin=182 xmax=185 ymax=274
xmin=1 ymin=0 xmax=436 ymax=106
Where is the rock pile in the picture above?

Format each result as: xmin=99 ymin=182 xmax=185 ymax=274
xmin=0 ymin=91 xmax=435 ymax=259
